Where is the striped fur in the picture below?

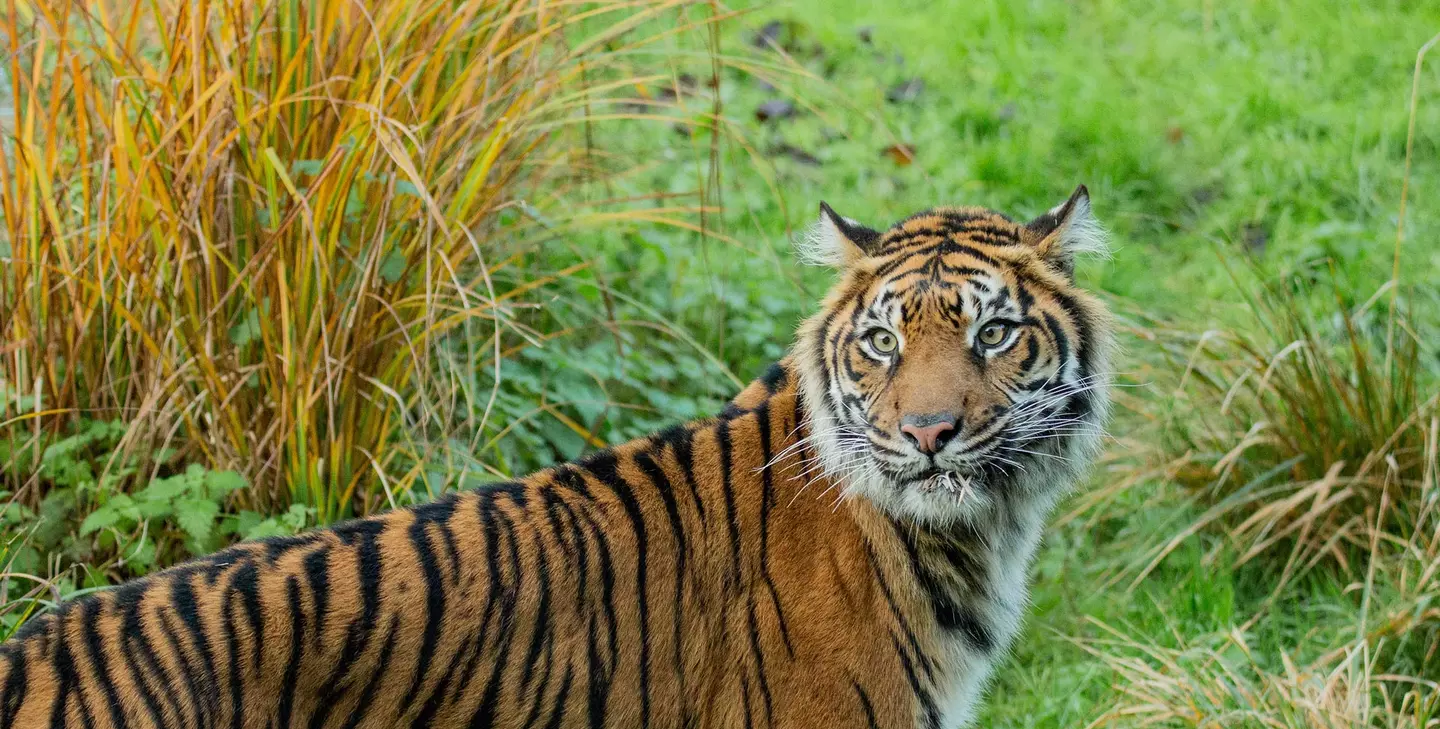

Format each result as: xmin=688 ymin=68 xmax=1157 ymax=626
xmin=0 ymin=189 xmax=1113 ymax=729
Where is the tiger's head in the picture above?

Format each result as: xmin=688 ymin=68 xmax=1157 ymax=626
xmin=792 ymin=186 xmax=1115 ymax=527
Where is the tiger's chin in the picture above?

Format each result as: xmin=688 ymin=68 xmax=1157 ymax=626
xmin=834 ymin=460 xmax=1006 ymax=528
xmin=835 ymin=438 xmax=1084 ymax=528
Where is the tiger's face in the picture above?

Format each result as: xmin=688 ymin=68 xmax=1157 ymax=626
xmin=794 ymin=186 xmax=1114 ymax=526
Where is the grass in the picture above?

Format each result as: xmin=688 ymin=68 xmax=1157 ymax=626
xmin=0 ymin=0 xmax=736 ymax=521
xmin=1082 ymin=408 xmax=1440 ymax=729
xmin=2 ymin=0 xmax=1440 ymax=724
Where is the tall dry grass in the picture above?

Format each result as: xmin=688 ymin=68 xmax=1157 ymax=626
xmin=1123 ymin=267 xmax=1435 ymax=586
xmin=1114 ymin=32 xmax=1440 ymax=590
xmin=1082 ymin=413 xmax=1440 ymax=729
xmin=0 ymin=0 xmax=736 ymax=524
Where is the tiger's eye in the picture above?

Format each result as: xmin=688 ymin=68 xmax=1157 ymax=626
xmin=868 ymin=329 xmax=898 ymax=354
xmin=978 ymin=322 xmax=1009 ymax=347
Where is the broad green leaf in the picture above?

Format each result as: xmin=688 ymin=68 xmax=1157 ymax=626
xmin=140 ymin=474 xmax=190 ymax=503
xmin=79 ymin=507 xmax=118 ymax=536
xmin=175 ymin=498 xmax=219 ymax=545
xmin=205 ymin=470 xmax=248 ymax=496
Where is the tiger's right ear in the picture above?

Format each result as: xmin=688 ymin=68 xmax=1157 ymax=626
xmin=797 ymin=202 xmax=883 ymax=267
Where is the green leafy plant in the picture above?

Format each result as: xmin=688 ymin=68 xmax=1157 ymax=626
xmin=1 ymin=416 xmax=311 ymax=588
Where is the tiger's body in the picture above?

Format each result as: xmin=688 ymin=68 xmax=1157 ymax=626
xmin=0 ymin=187 xmax=1114 ymax=729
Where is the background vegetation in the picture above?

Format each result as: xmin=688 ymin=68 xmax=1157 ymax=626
xmin=2 ymin=0 xmax=1438 ymax=725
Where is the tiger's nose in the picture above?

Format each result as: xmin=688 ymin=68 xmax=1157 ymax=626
xmin=899 ymin=413 xmax=958 ymax=454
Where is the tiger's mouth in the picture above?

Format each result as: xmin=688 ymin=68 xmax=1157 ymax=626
xmin=906 ymin=468 xmax=975 ymax=494
xmin=882 ymin=462 xmax=984 ymax=494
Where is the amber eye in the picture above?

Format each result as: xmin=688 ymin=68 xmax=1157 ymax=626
xmin=978 ymin=322 xmax=1011 ymax=348
xmin=867 ymin=329 xmax=899 ymax=354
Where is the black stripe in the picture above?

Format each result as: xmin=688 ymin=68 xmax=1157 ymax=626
xmin=262 ymin=533 xmax=323 ymax=564
xmin=226 ymin=561 xmax=264 ymax=675
xmin=399 ymin=499 xmax=456 ymax=714
xmin=555 ymin=473 xmax=621 ymax=684
xmin=220 ymin=586 xmax=247 ymax=729
xmin=658 ymin=425 xmax=707 ymax=526
xmin=155 ymin=608 xmax=207 ymax=729
xmin=853 ymin=681 xmax=881 ymax=729
xmin=8 ymin=614 xmax=51 ymax=643
xmin=546 ymin=489 xmax=589 ymax=615
xmin=896 ymin=526 xmax=996 ymax=654
xmin=743 ymin=600 xmax=774 ymax=728
xmin=302 ymin=547 xmax=331 ymax=649
xmin=517 ymin=514 xmax=554 ymax=695
xmin=540 ymin=664 xmax=574 ymax=729
xmin=0 ymin=648 xmax=26 ymax=729
xmin=580 ymin=451 xmax=651 ymax=729
xmin=634 ymin=447 xmax=689 ymax=691
xmin=49 ymin=606 xmax=96 ymax=729
xmin=410 ymin=634 xmax=475 ymax=729
xmin=739 ymin=674 xmax=756 ymax=729
xmin=330 ymin=519 xmax=386 ymax=688
xmin=894 ymin=634 xmax=941 ymax=729
xmin=1018 ymin=333 xmax=1041 ymax=373
xmin=752 ymin=404 xmax=793 ymax=656
xmin=339 ymin=615 xmax=402 ymax=729
xmin=957 ymin=221 xmax=1022 ymax=240
xmin=171 ymin=574 xmax=222 ymax=728
xmin=518 ymin=622 xmax=557 ymax=729
xmin=872 ymin=240 xmax=1001 ymax=279
xmin=1051 ymin=288 xmax=1095 ymax=376
xmin=717 ymin=420 xmax=743 ymax=595
xmin=467 ymin=509 xmax=525 ymax=729
xmin=447 ymin=625 xmax=489 ymax=707
xmin=585 ymin=613 xmax=610 ymax=729
xmin=79 ymin=600 xmax=134 ymax=729
xmin=936 ymin=528 xmax=987 ymax=593
xmin=276 ymin=577 xmax=306 ymax=729
xmin=759 ymin=361 xmax=788 ymax=392
xmin=1042 ymin=312 xmax=1070 ymax=377
xmin=862 ymin=543 xmax=935 ymax=681
xmin=113 ymin=584 xmax=177 ymax=727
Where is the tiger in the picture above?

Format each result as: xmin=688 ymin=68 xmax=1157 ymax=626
xmin=0 ymin=185 xmax=1113 ymax=729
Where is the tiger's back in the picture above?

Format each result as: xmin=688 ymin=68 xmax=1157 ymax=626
xmin=1 ymin=188 xmax=1114 ymax=729
xmin=0 ymin=373 xmax=927 ymax=729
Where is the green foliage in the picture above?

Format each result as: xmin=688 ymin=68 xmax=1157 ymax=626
xmin=0 ymin=417 xmax=311 ymax=595
xmin=79 ymin=464 xmax=266 ymax=566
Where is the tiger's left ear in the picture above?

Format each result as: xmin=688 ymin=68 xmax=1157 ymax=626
xmin=1023 ymin=185 xmax=1109 ymax=280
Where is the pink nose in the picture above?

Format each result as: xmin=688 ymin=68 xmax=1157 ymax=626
xmin=900 ymin=414 xmax=957 ymax=454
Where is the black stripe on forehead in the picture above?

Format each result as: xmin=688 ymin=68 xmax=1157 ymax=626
xmin=872 ymin=240 xmax=1005 ymax=280
xmin=840 ymin=273 xmax=1003 ymax=338
xmin=877 ymin=210 xmax=1024 ymax=251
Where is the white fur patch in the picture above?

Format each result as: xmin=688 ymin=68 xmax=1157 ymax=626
xmin=796 ymin=211 xmax=867 ymax=267
xmin=1049 ymin=193 xmax=1111 ymax=260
